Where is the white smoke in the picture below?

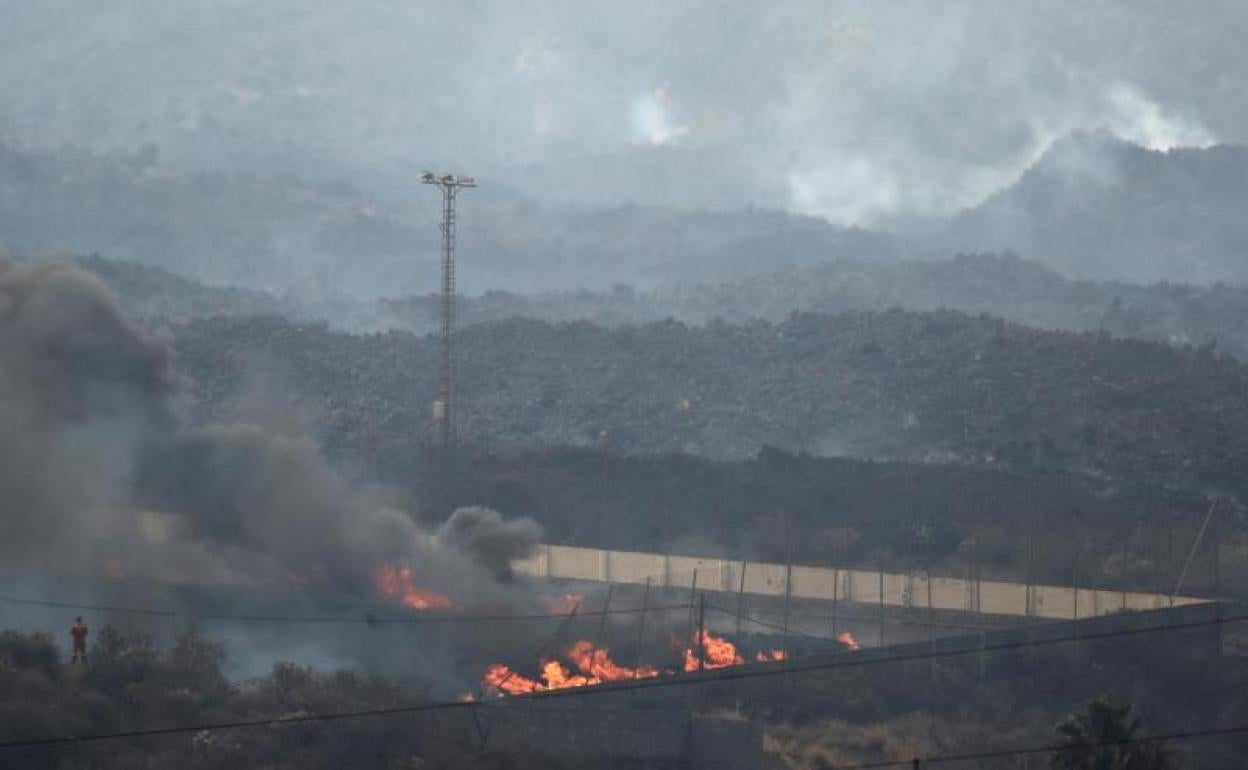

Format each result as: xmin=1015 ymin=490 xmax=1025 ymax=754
xmin=630 ymin=83 xmax=690 ymax=146
xmin=1101 ymin=83 xmax=1215 ymax=151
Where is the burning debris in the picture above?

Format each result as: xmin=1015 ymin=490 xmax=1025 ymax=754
xmin=482 ymin=640 xmax=660 ymax=695
xmin=375 ymin=565 xmax=454 ymax=611
xmin=481 ymin=627 xmax=832 ymax=697
xmin=838 ymin=631 xmax=861 ymax=651
xmin=569 ymin=640 xmax=660 ymax=681
xmin=684 ymin=628 xmax=745 ymax=672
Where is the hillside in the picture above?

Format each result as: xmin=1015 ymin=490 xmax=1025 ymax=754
xmin=0 ymin=142 xmax=912 ymax=298
xmin=66 ymin=253 xmax=1248 ymax=362
xmin=948 ymin=133 xmax=1248 ymax=285
xmin=393 ymin=253 xmax=1248 ymax=358
xmin=170 ymin=311 xmax=1248 ymax=501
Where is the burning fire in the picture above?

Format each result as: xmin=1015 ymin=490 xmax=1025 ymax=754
xmin=375 ymin=565 xmax=453 ymax=611
xmin=482 ymin=629 xmax=796 ymax=697
xmin=568 ymin=641 xmax=659 ymax=680
xmin=683 ymin=629 xmax=745 ymax=672
xmin=482 ymin=641 xmax=660 ymax=696
xmin=838 ymin=631 xmax=861 ymax=650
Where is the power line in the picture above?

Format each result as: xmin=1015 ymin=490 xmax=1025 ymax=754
xmin=2 ymin=607 xmax=1242 ymax=751
xmin=0 ymin=592 xmax=690 ymax=626
xmin=492 ymin=605 xmax=1248 ymax=702
xmin=837 ymin=723 xmax=1248 ymax=769
xmin=704 ymin=600 xmax=838 ymax=644
xmin=0 ymin=698 xmax=480 ymax=750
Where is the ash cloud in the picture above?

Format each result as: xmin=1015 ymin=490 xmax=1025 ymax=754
xmin=0 ymin=259 xmax=535 ymax=603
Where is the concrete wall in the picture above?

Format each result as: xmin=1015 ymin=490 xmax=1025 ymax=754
xmin=514 ymin=544 xmax=1206 ymax=620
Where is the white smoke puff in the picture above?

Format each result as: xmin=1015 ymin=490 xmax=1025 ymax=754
xmin=630 ymin=82 xmax=691 ymax=146
xmin=787 ymin=155 xmax=905 ymax=228
xmin=1102 ymin=83 xmax=1215 ymax=151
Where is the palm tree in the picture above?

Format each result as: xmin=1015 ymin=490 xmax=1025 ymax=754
xmin=1050 ymin=696 xmax=1175 ymax=769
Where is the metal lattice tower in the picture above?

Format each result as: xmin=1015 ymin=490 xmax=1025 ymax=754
xmin=420 ymin=172 xmax=476 ymax=451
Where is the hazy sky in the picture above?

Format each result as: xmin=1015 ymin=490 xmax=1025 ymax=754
xmin=2 ymin=1 xmax=1244 ymax=225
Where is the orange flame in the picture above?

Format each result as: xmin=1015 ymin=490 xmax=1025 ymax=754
xmin=482 ymin=630 xmax=798 ymax=696
xmin=683 ymin=629 xmax=744 ymax=672
xmin=482 ymin=641 xmax=659 ymax=696
xmin=541 ymin=659 xmax=597 ymax=689
xmin=483 ymin=663 xmax=543 ymax=695
xmin=838 ymin=631 xmax=861 ymax=650
xmin=375 ymin=565 xmax=453 ymax=611
xmin=568 ymin=641 xmax=660 ymax=680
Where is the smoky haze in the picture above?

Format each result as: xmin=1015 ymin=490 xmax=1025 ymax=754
xmin=1 ymin=0 xmax=1242 ymax=226
xmin=3 ymin=2 xmax=1248 ymax=299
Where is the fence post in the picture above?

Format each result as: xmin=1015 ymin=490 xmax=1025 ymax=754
xmin=634 ymin=577 xmax=650 ymax=677
xmin=878 ymin=564 xmax=885 ymax=647
xmin=1213 ymin=505 xmax=1221 ymax=594
xmin=736 ymin=560 xmax=748 ymax=636
xmin=783 ymin=560 xmax=794 ymax=653
xmin=927 ymin=568 xmax=935 ymax=682
xmin=831 ymin=567 xmax=840 ymax=640
xmin=688 ymin=569 xmax=699 ymax=644
xmin=697 ymin=593 xmax=706 ymax=673
xmin=591 ymin=584 xmax=614 ymax=655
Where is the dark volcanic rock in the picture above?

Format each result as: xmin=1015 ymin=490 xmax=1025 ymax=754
xmin=170 ymin=310 xmax=1248 ymax=501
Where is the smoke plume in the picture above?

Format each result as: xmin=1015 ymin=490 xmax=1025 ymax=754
xmin=0 ymin=260 xmax=170 ymax=565
xmin=437 ymin=507 xmax=542 ymax=582
xmin=0 ymin=258 xmax=537 ymax=602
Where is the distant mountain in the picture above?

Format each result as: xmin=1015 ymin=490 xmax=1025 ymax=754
xmin=947 ymin=133 xmax=1248 ymax=285
xmin=0 ymin=141 xmax=913 ymax=299
xmin=380 ymin=253 xmax=1248 ymax=361
xmin=62 ymin=251 xmax=1248 ymax=362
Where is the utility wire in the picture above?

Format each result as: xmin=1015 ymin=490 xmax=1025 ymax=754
xmin=485 ymin=601 xmax=583 ymax=697
xmin=497 ymin=606 xmax=1248 ymax=702
xmin=0 ymin=592 xmax=690 ymax=626
xmin=0 ymin=698 xmax=481 ymax=750
xmin=835 ymin=723 xmax=1248 ymax=769
xmin=704 ymin=601 xmax=837 ymax=643
xmin=2 ymin=607 xmax=1243 ymax=751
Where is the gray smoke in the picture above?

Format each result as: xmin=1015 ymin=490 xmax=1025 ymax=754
xmin=0 ymin=258 xmax=536 ymax=601
xmin=437 ymin=507 xmax=542 ymax=582
xmin=135 ymin=424 xmax=423 ymax=591
xmin=0 ymin=259 xmax=169 ymax=565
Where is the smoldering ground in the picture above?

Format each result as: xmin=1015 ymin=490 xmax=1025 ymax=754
xmin=0 ymin=259 xmax=556 ymax=685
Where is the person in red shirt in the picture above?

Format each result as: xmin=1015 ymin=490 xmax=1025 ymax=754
xmin=70 ymin=616 xmax=88 ymax=664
